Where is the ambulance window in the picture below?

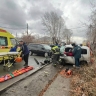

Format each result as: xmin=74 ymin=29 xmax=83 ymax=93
xmin=0 ymin=36 xmax=8 ymax=46
xmin=10 ymin=38 xmax=18 ymax=46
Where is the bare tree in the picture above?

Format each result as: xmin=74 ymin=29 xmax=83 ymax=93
xmin=42 ymin=12 xmax=65 ymax=44
xmin=61 ymin=28 xmax=73 ymax=44
xmin=21 ymin=32 xmax=35 ymax=44
xmin=87 ymin=3 xmax=96 ymax=52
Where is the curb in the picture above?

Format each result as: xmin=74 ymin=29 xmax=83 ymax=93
xmin=0 ymin=64 xmax=48 ymax=92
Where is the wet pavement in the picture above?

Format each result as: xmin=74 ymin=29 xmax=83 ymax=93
xmin=0 ymin=64 xmax=65 ymax=96
xmin=0 ymin=55 xmax=45 ymax=77
xmin=0 ymin=55 xmax=73 ymax=96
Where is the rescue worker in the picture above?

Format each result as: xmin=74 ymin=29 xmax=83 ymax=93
xmin=72 ymin=43 xmax=82 ymax=68
xmin=10 ymin=45 xmax=18 ymax=52
xmin=9 ymin=45 xmax=18 ymax=66
xmin=51 ymin=44 xmax=60 ymax=66
xmin=19 ymin=41 xmax=29 ymax=67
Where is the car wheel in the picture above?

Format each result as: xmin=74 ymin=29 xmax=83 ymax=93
xmin=44 ymin=52 xmax=48 ymax=57
xmin=30 ymin=51 xmax=33 ymax=56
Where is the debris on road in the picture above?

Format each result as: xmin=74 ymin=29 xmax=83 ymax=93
xmin=60 ymin=68 xmax=72 ymax=78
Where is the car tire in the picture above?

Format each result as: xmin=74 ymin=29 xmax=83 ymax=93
xmin=44 ymin=52 xmax=48 ymax=57
xmin=30 ymin=51 xmax=33 ymax=56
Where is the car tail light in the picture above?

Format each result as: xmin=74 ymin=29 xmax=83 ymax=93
xmin=64 ymin=52 xmax=67 ymax=56
xmin=64 ymin=52 xmax=67 ymax=54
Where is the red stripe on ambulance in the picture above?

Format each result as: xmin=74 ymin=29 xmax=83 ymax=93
xmin=0 ymin=29 xmax=7 ymax=33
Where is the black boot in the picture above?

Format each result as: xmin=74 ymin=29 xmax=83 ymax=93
xmin=24 ymin=63 xmax=28 ymax=67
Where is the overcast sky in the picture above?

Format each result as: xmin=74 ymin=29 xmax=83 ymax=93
xmin=0 ymin=0 xmax=95 ymax=43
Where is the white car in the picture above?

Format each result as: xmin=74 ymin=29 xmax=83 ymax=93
xmin=60 ymin=45 xmax=90 ymax=64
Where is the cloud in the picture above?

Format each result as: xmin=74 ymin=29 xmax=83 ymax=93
xmin=28 ymin=0 xmax=63 ymax=20
xmin=60 ymin=0 xmax=92 ymax=38
xmin=0 ymin=0 xmax=94 ymax=42
xmin=24 ymin=0 xmax=64 ymax=35
xmin=0 ymin=0 xmax=27 ymax=28
xmin=71 ymin=36 xmax=86 ymax=44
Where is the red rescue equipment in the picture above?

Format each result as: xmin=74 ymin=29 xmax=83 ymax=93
xmin=0 ymin=66 xmax=34 ymax=83
xmin=15 ymin=57 xmax=22 ymax=63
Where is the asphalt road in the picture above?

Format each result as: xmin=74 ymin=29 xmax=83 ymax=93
xmin=0 ymin=55 xmax=45 ymax=77
xmin=0 ymin=64 xmax=65 ymax=96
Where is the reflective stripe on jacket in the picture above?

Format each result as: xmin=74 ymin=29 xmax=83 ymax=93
xmin=51 ymin=46 xmax=60 ymax=54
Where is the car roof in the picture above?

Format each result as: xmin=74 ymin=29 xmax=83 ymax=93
xmin=28 ymin=43 xmax=40 ymax=45
xmin=65 ymin=45 xmax=89 ymax=50
xmin=41 ymin=44 xmax=49 ymax=46
xmin=81 ymin=46 xmax=89 ymax=49
xmin=65 ymin=45 xmax=73 ymax=48
xmin=28 ymin=43 xmax=49 ymax=46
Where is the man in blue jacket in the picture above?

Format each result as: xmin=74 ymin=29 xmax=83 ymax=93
xmin=19 ymin=41 xmax=29 ymax=67
xmin=72 ymin=43 xmax=82 ymax=68
xmin=10 ymin=45 xmax=18 ymax=52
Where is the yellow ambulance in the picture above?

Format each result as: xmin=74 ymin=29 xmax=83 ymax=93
xmin=0 ymin=28 xmax=18 ymax=52
xmin=0 ymin=28 xmax=19 ymax=62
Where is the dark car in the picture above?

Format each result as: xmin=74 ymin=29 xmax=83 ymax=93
xmin=28 ymin=43 xmax=51 ymax=57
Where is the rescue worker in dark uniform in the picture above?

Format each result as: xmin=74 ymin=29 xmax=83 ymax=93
xmin=51 ymin=45 xmax=60 ymax=66
xmin=72 ymin=43 xmax=82 ymax=68
xmin=19 ymin=41 xmax=29 ymax=67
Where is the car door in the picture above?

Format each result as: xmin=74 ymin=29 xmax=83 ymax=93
xmin=37 ymin=45 xmax=45 ymax=54
xmin=32 ymin=44 xmax=39 ymax=54
xmin=28 ymin=44 xmax=38 ymax=54
xmin=80 ymin=47 xmax=90 ymax=62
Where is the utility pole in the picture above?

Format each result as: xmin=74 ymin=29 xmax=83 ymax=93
xmin=16 ymin=32 xmax=17 ymax=37
xmin=27 ymin=23 xmax=28 ymax=35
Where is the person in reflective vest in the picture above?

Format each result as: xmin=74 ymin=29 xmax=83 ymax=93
xmin=51 ymin=45 xmax=60 ymax=66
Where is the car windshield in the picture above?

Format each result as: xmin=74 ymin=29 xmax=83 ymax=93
xmin=43 ymin=45 xmax=51 ymax=50
xmin=10 ymin=38 xmax=18 ymax=46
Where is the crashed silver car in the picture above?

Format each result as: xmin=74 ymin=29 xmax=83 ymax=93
xmin=60 ymin=45 xmax=90 ymax=64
